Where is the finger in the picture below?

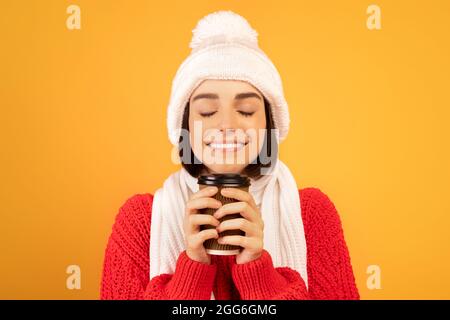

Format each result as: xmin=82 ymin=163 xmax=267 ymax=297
xmin=220 ymin=188 xmax=258 ymax=211
xmin=188 ymin=214 xmax=220 ymax=233
xmin=213 ymin=201 xmax=257 ymax=222
xmin=217 ymin=235 xmax=262 ymax=251
xmin=191 ymin=186 xmax=219 ymax=200
xmin=186 ymin=197 xmax=222 ymax=215
xmin=189 ymin=229 xmax=219 ymax=249
xmin=216 ymin=218 xmax=261 ymax=237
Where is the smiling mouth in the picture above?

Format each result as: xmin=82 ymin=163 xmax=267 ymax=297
xmin=205 ymin=141 xmax=249 ymax=152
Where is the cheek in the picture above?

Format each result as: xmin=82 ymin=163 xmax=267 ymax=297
xmin=246 ymin=116 xmax=267 ymax=147
xmin=189 ymin=117 xmax=213 ymax=141
xmin=188 ymin=117 xmax=213 ymax=157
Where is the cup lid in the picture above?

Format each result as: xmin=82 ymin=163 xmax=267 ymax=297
xmin=198 ymin=173 xmax=250 ymax=187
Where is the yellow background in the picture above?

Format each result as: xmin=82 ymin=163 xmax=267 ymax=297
xmin=1 ymin=0 xmax=449 ymax=299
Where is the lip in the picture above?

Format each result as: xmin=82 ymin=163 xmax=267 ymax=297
xmin=205 ymin=141 xmax=249 ymax=152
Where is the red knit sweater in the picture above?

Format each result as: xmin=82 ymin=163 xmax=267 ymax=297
xmin=100 ymin=187 xmax=360 ymax=300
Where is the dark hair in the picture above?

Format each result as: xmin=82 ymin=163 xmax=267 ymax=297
xmin=178 ymin=97 xmax=278 ymax=179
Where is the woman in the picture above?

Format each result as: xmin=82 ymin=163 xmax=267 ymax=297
xmin=100 ymin=10 xmax=359 ymax=300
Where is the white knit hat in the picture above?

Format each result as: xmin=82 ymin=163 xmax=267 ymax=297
xmin=167 ymin=10 xmax=290 ymax=147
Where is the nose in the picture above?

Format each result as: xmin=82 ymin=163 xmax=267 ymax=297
xmin=218 ymin=108 xmax=239 ymax=133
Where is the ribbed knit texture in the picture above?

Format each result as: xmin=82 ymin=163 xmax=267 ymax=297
xmin=100 ymin=188 xmax=360 ymax=300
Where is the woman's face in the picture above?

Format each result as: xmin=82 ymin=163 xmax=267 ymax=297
xmin=188 ymin=79 xmax=267 ymax=174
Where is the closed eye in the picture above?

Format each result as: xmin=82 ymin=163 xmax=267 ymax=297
xmin=200 ymin=111 xmax=217 ymax=117
xmin=238 ymin=111 xmax=255 ymax=117
xmin=200 ymin=111 xmax=255 ymax=117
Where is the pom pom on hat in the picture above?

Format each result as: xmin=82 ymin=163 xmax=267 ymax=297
xmin=189 ymin=10 xmax=258 ymax=50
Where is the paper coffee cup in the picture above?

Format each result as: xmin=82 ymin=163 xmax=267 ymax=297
xmin=198 ymin=173 xmax=250 ymax=255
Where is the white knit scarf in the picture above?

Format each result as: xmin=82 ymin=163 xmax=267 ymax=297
xmin=150 ymin=159 xmax=308 ymax=299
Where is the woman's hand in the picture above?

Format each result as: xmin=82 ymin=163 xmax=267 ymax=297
xmin=214 ymin=188 xmax=264 ymax=265
xmin=183 ymin=186 xmax=222 ymax=264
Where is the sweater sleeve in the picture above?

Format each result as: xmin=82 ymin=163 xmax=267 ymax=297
xmin=232 ymin=249 xmax=308 ymax=299
xmin=231 ymin=188 xmax=360 ymax=300
xmin=100 ymin=193 xmax=217 ymax=300
xmin=300 ymin=188 xmax=359 ymax=299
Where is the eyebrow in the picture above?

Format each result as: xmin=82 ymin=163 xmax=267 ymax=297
xmin=191 ymin=92 xmax=262 ymax=102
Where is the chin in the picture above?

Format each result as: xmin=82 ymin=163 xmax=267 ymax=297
xmin=205 ymin=164 xmax=247 ymax=175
